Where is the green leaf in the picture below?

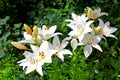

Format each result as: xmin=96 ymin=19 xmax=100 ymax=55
xmin=0 ymin=16 xmax=10 ymax=26
xmin=14 ymin=23 xmax=22 ymax=28
xmin=0 ymin=52 xmax=6 ymax=58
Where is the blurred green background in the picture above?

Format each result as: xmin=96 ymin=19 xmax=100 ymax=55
xmin=0 ymin=0 xmax=120 ymax=80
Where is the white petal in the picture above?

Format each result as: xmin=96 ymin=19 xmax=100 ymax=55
xmin=19 ymin=62 xmax=31 ymax=68
xmin=30 ymin=45 xmax=39 ymax=53
xmin=67 ymin=24 xmax=77 ymax=30
xmin=68 ymin=30 xmax=80 ymax=36
xmin=98 ymin=18 xmax=104 ymax=27
xmin=81 ymin=14 xmax=88 ymax=22
xmin=57 ymin=54 xmax=64 ymax=61
xmin=72 ymin=13 xmax=77 ymax=21
xmin=92 ymin=44 xmax=102 ymax=52
xmin=23 ymin=32 xmax=32 ymax=40
xmin=17 ymin=59 xmax=27 ymax=63
xmin=48 ymin=32 xmax=62 ymax=39
xmin=25 ymin=65 xmax=36 ymax=74
xmin=42 ymin=25 xmax=47 ymax=34
xmin=19 ymin=40 xmax=34 ymax=44
xmin=109 ymin=27 xmax=117 ymax=33
xmin=84 ymin=45 xmax=92 ymax=58
xmin=53 ymin=36 xmax=60 ymax=47
xmin=62 ymin=37 xmax=71 ymax=42
xmin=84 ymin=21 xmax=94 ymax=34
xmin=93 ymin=36 xmax=101 ymax=44
xmin=39 ymin=41 xmax=49 ymax=53
xmin=65 ymin=19 xmax=74 ymax=23
xmin=100 ymin=12 xmax=108 ymax=16
xmin=58 ymin=49 xmax=72 ymax=55
xmin=105 ymin=34 xmax=118 ymax=39
xmin=23 ymin=51 xmax=32 ymax=58
xmin=71 ymin=38 xmax=78 ymax=50
xmin=36 ymin=63 xmax=43 ymax=76
xmin=48 ymin=25 xmax=57 ymax=34
xmin=104 ymin=22 xmax=110 ymax=26
xmin=60 ymin=41 xmax=69 ymax=50
xmin=44 ymin=50 xmax=57 ymax=63
xmin=78 ymin=34 xmax=85 ymax=43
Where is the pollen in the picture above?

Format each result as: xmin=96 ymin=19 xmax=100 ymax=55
xmin=39 ymin=51 xmax=44 ymax=56
xmin=94 ymin=26 xmax=102 ymax=35
xmin=39 ymin=51 xmax=45 ymax=60
xmin=30 ymin=58 xmax=38 ymax=64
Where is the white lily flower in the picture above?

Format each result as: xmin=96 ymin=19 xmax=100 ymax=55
xmin=95 ymin=18 xmax=118 ymax=39
xmin=78 ymin=32 xmax=102 ymax=58
xmin=52 ymin=36 xmax=72 ymax=61
xmin=66 ymin=13 xmax=94 ymax=42
xmin=38 ymin=25 xmax=62 ymax=40
xmin=17 ymin=51 xmax=43 ymax=76
xmin=86 ymin=7 xmax=108 ymax=19
xmin=19 ymin=25 xmax=42 ymax=45
xmin=17 ymin=41 xmax=57 ymax=76
xmin=19 ymin=32 xmax=42 ymax=44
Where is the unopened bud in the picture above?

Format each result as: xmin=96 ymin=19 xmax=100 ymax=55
xmin=87 ymin=8 xmax=93 ymax=19
xmin=33 ymin=25 xmax=38 ymax=38
xmin=11 ymin=42 xmax=28 ymax=50
xmin=24 ymin=24 xmax=32 ymax=35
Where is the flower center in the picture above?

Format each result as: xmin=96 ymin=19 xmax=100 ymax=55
xmin=87 ymin=38 xmax=93 ymax=45
xmin=77 ymin=25 xmax=83 ymax=35
xmin=39 ymin=51 xmax=45 ymax=60
xmin=94 ymin=26 xmax=103 ymax=35
xmin=30 ymin=58 xmax=38 ymax=64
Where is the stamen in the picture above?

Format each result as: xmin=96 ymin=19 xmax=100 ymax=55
xmin=30 ymin=58 xmax=37 ymax=64
xmin=39 ymin=51 xmax=44 ymax=56
xmin=87 ymin=38 xmax=93 ymax=45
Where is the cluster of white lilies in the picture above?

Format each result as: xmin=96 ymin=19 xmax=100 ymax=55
xmin=11 ymin=7 xmax=117 ymax=76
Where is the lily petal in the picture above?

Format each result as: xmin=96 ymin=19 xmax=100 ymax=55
xmin=109 ymin=27 xmax=118 ymax=34
xmin=105 ymin=34 xmax=118 ymax=39
xmin=39 ymin=41 xmax=49 ymax=53
xmin=71 ymin=38 xmax=78 ymax=50
xmin=53 ymin=36 xmax=60 ymax=47
xmin=92 ymin=44 xmax=102 ymax=52
xmin=25 ymin=65 xmax=36 ymax=74
xmin=30 ymin=45 xmax=39 ymax=53
xmin=36 ymin=63 xmax=43 ymax=76
xmin=84 ymin=45 xmax=92 ymax=58
xmin=48 ymin=25 xmax=57 ymax=34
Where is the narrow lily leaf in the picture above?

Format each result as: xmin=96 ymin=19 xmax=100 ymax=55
xmin=24 ymin=24 xmax=32 ymax=35
xmin=11 ymin=42 xmax=28 ymax=50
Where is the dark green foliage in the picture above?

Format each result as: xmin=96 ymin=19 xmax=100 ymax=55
xmin=0 ymin=0 xmax=120 ymax=80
